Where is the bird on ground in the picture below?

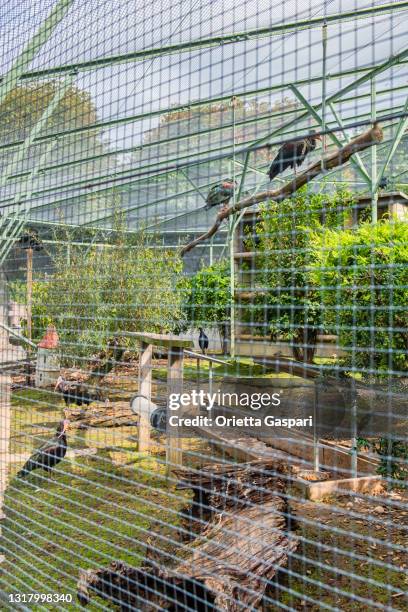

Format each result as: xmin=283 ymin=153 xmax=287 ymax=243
xmin=54 ymin=376 xmax=98 ymax=407
xmin=205 ymin=179 xmax=237 ymax=209
xmin=268 ymin=131 xmax=322 ymax=181
xmin=17 ymin=420 xmax=69 ymax=478
xmin=198 ymin=328 xmax=209 ymax=355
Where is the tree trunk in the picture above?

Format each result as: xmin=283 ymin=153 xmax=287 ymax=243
xmin=219 ymin=322 xmax=230 ymax=355
xmin=292 ymin=327 xmax=318 ymax=363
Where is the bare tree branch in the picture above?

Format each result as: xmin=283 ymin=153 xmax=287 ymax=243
xmin=180 ymin=123 xmax=383 ymax=256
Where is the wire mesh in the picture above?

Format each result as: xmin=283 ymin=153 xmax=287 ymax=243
xmin=0 ymin=0 xmax=407 ymax=610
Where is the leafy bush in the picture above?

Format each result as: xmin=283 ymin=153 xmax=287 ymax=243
xmin=357 ymin=437 xmax=408 ymax=485
xmin=181 ymin=260 xmax=231 ymax=353
xmin=11 ymin=225 xmax=184 ymax=365
xmin=248 ymin=187 xmax=354 ymax=362
xmin=310 ymin=219 xmax=408 ymax=376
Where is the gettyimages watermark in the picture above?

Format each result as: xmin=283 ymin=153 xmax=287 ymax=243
xmin=167 ymin=389 xmax=314 ymax=434
xmin=161 ymin=376 xmax=401 ymax=439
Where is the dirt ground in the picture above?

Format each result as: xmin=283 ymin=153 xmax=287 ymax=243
xmin=270 ymin=491 xmax=408 ymax=611
xmin=4 ymin=361 xmax=408 ymax=610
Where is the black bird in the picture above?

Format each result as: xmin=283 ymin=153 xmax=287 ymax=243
xmin=205 ymin=179 xmax=237 ymax=209
xmin=268 ymin=131 xmax=322 ymax=181
xmin=17 ymin=420 xmax=69 ymax=478
xmin=55 ymin=376 xmax=97 ymax=407
xmin=378 ymin=176 xmax=388 ymax=189
xmin=198 ymin=328 xmax=209 ymax=355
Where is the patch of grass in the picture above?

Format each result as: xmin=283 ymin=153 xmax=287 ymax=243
xmin=1 ymin=390 xmax=190 ymax=611
xmin=153 ymin=357 xmax=296 ymax=382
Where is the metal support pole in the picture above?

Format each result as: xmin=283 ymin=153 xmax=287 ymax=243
xmin=350 ymin=387 xmax=358 ymax=478
xmin=209 ymin=236 xmax=214 ymax=266
xmin=371 ymin=79 xmax=378 ymax=223
xmin=321 ymin=21 xmax=328 ymax=165
xmin=229 ymin=216 xmax=235 ymax=359
xmin=313 ymin=382 xmax=320 ymax=472
xmin=229 ymin=98 xmax=239 ymax=359
xmin=208 ymin=361 xmax=214 ymax=399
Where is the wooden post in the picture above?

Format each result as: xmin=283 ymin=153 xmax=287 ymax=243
xmin=167 ymin=346 xmax=184 ymax=470
xmin=0 ymin=374 xmax=11 ymax=521
xmin=26 ymin=247 xmax=33 ymax=342
xmin=119 ymin=333 xmax=193 ymax=473
xmin=138 ymin=341 xmax=152 ymax=453
xmin=0 ymin=270 xmax=10 ymax=522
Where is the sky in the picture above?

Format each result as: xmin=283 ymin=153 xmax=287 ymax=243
xmin=0 ymin=0 xmax=407 ymax=229
xmin=1 ymin=0 xmax=407 ymax=150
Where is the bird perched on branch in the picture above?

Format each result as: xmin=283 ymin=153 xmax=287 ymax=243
xmin=198 ymin=328 xmax=209 ymax=355
xmin=205 ymin=179 xmax=237 ymax=209
xmin=55 ymin=376 xmax=98 ymax=407
xmin=268 ymin=131 xmax=322 ymax=181
xmin=17 ymin=420 xmax=69 ymax=478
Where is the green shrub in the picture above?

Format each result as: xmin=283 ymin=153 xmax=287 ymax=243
xmin=248 ymin=187 xmax=354 ymax=362
xmin=181 ymin=260 xmax=231 ymax=353
xmin=11 ymin=227 xmax=184 ymax=365
xmin=310 ymin=219 xmax=408 ymax=376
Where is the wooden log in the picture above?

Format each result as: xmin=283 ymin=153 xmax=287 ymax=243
xmin=180 ymin=123 xmax=383 ymax=256
xmin=171 ymin=498 xmax=297 ymax=611
xmin=65 ymin=401 xmax=137 ymax=428
xmin=77 ymin=460 xmax=297 ymax=610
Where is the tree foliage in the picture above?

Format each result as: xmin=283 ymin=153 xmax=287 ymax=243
xmin=0 ymin=81 xmax=97 ymax=143
xmin=181 ymin=260 xmax=231 ymax=353
xmin=247 ymin=187 xmax=354 ymax=362
xmin=310 ymin=219 xmax=408 ymax=376
xmin=11 ymin=223 xmax=184 ymax=365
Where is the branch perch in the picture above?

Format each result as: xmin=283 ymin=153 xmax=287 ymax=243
xmin=180 ymin=123 xmax=383 ymax=256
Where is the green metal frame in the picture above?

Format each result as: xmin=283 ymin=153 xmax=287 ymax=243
xmin=0 ymin=1 xmax=407 ymax=252
xmin=2 ymin=2 xmax=406 ymax=82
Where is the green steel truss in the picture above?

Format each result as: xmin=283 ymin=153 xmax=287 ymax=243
xmin=0 ymin=0 xmax=407 ymax=252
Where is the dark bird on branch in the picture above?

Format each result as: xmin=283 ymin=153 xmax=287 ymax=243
xmin=378 ymin=176 xmax=388 ymax=189
xmin=268 ymin=131 xmax=322 ymax=181
xmin=205 ymin=179 xmax=237 ymax=209
xmin=198 ymin=328 xmax=209 ymax=355
xmin=17 ymin=420 xmax=69 ymax=478
xmin=55 ymin=376 xmax=99 ymax=407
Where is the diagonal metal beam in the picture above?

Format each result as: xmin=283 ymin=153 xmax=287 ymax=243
xmin=179 ymin=170 xmax=207 ymax=203
xmin=0 ymin=0 xmax=74 ymax=105
xmin=0 ymin=79 xmax=74 ymax=263
xmin=289 ymin=84 xmax=371 ymax=184
xmin=374 ymin=95 xmax=408 ymax=191
xmin=0 ymin=77 xmax=74 ymax=194
xmin=327 ymin=102 xmax=370 ymax=180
